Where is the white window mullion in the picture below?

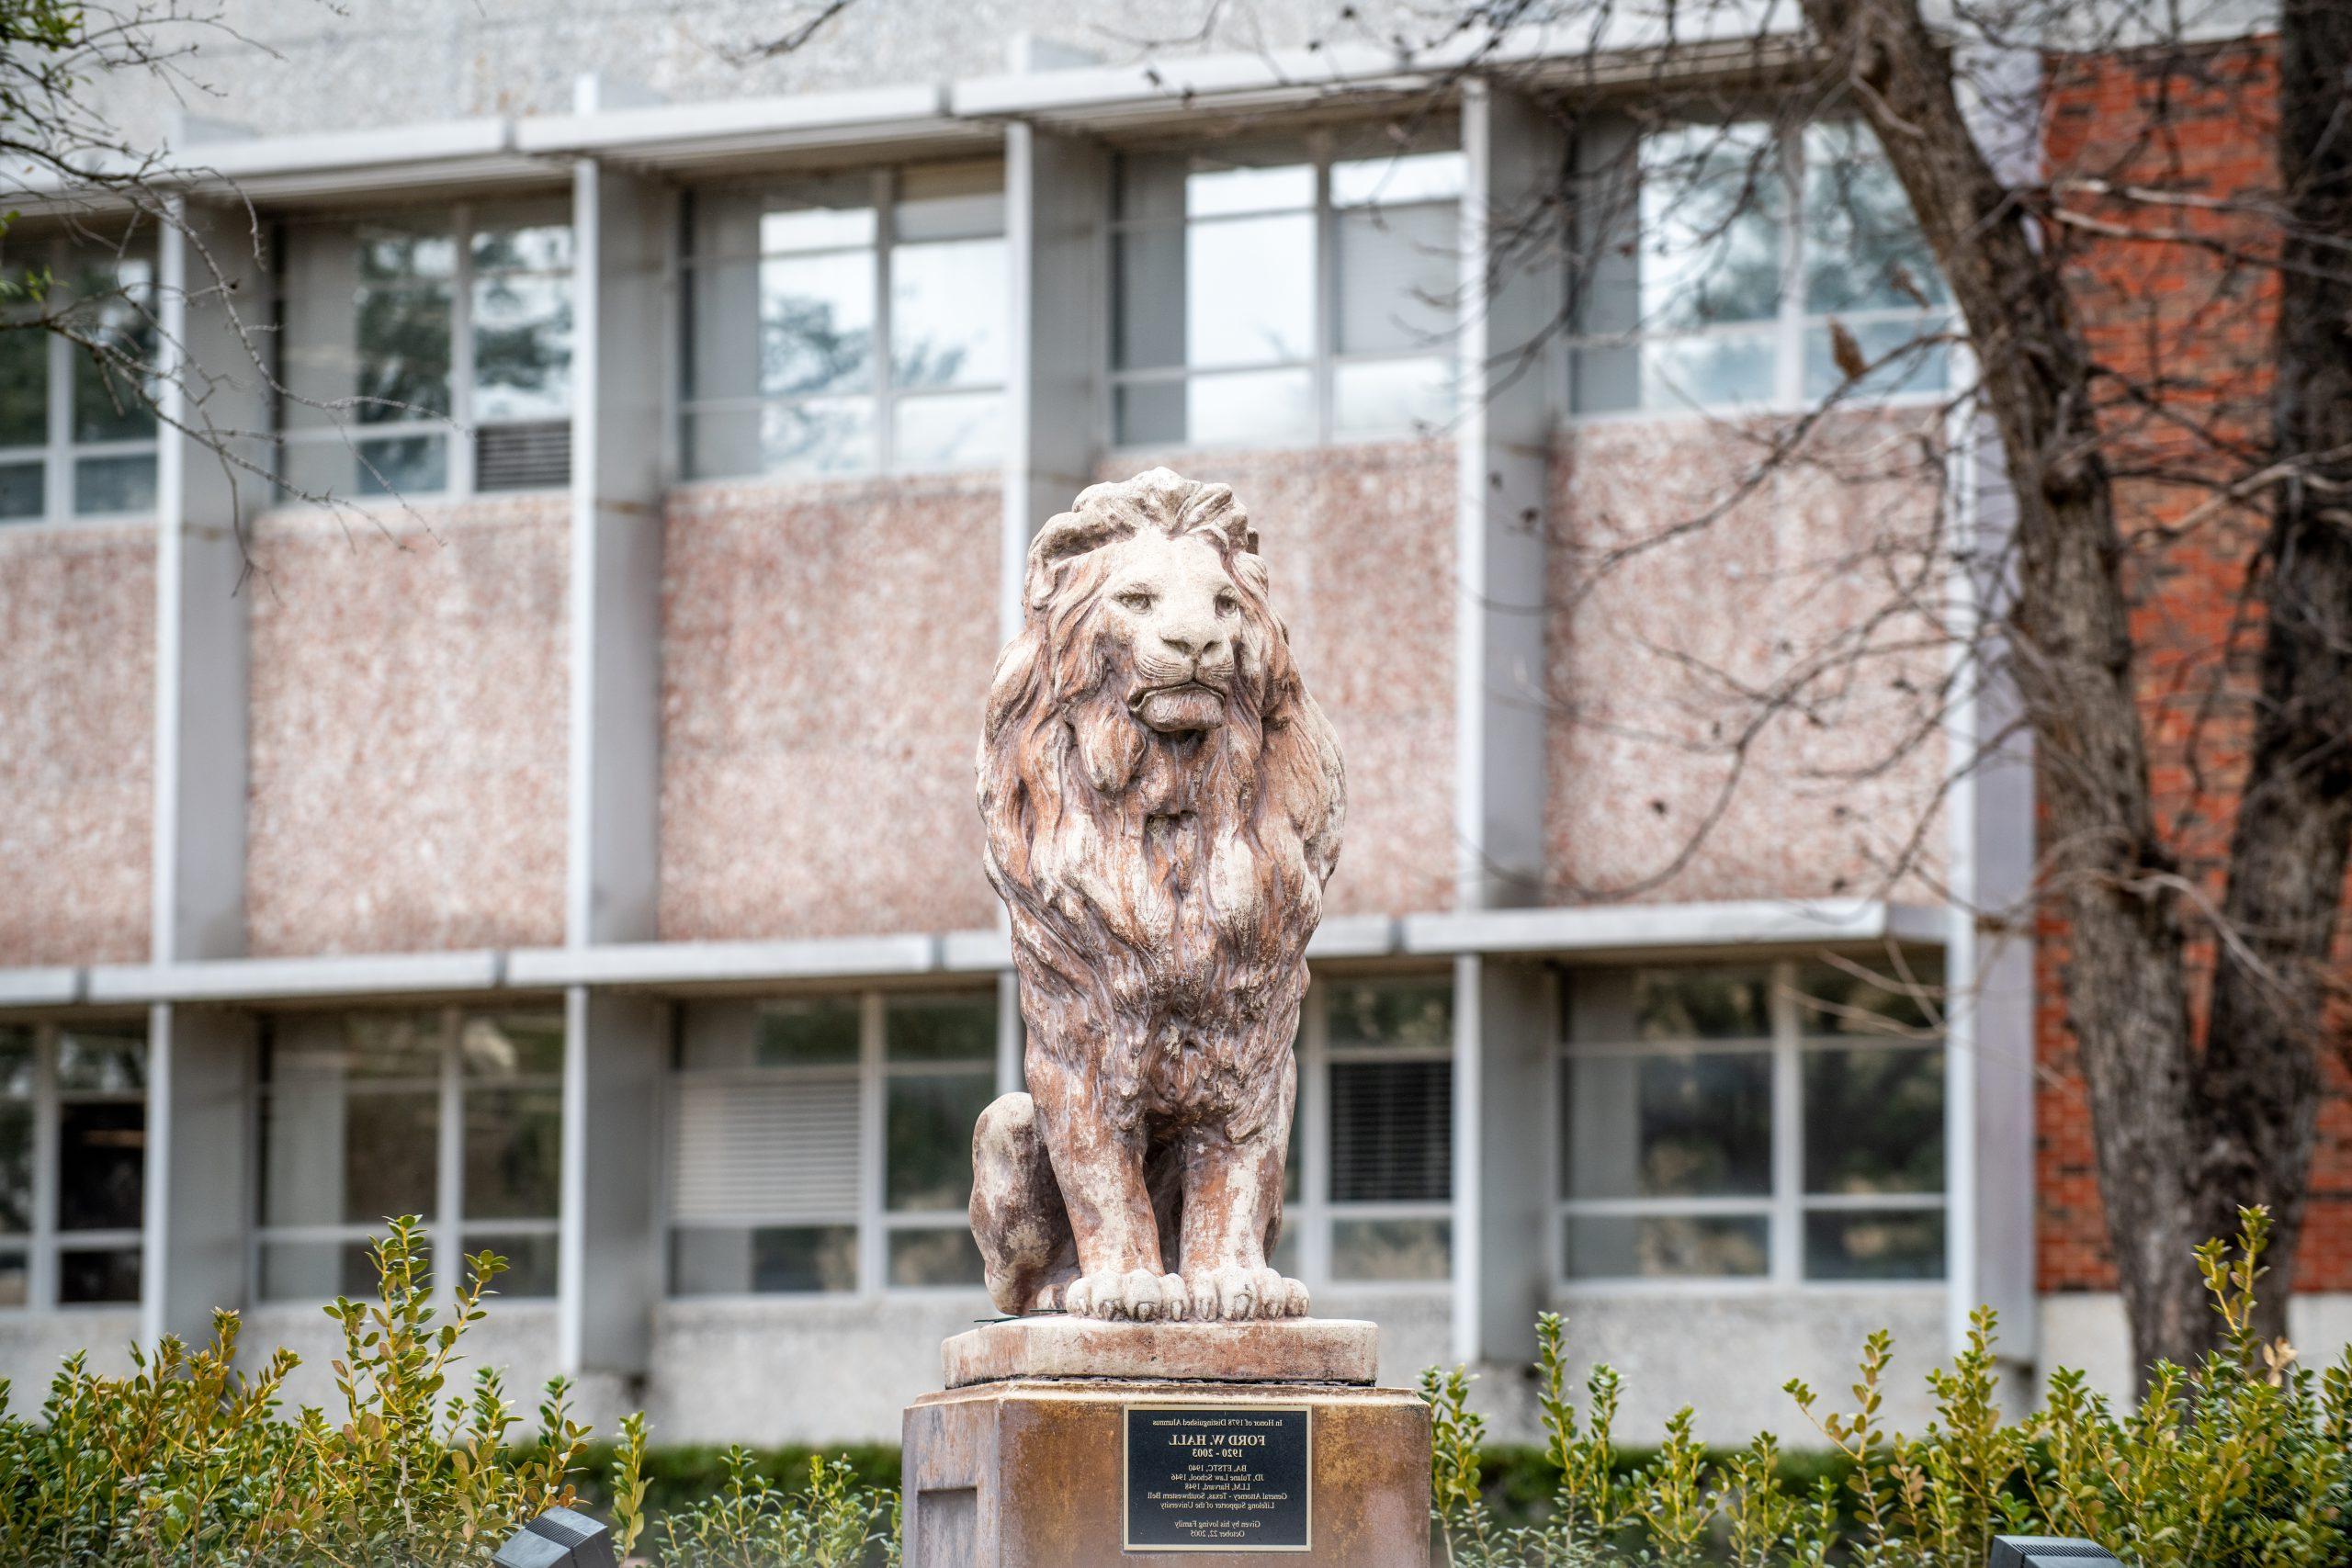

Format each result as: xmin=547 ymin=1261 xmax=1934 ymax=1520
xmin=1298 ymin=981 xmax=1330 ymax=1287
xmin=872 ymin=169 xmax=896 ymax=474
xmin=435 ymin=1007 xmax=464 ymax=1314
xmin=1312 ymin=145 xmax=1338 ymax=446
xmin=448 ymin=207 xmax=478 ymax=498
xmin=1778 ymin=129 xmax=1807 ymax=412
xmin=27 ymin=1027 xmax=59 ymax=1309
xmin=44 ymin=293 xmax=73 ymax=525
xmin=1769 ymin=960 xmax=1805 ymax=1286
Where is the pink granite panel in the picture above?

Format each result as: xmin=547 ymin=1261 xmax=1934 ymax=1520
xmin=1099 ymin=444 xmax=1457 ymax=919
xmin=0 ymin=525 xmax=154 ymax=964
xmin=1546 ymin=413 xmax=1950 ymax=903
xmin=659 ymin=473 xmax=1003 ymax=941
xmin=244 ymin=497 xmax=569 ymax=955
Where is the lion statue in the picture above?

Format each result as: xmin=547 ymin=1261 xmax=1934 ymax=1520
xmin=969 ymin=468 xmax=1345 ymax=1324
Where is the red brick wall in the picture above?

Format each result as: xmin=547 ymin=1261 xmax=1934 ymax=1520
xmin=2036 ymin=39 xmax=2352 ymax=1292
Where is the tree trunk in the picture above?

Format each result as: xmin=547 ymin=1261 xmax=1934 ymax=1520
xmin=2194 ymin=0 xmax=2352 ymax=1344
xmin=1794 ymin=0 xmax=2216 ymax=1374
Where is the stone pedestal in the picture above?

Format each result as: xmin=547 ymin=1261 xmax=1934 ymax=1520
xmin=903 ymin=1320 xmax=1430 ymax=1568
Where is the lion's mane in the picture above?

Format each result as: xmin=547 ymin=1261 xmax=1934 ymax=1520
xmin=977 ymin=468 xmax=1345 ymax=1142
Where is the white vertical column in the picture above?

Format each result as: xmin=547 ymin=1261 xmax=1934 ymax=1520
xmin=1001 ymin=121 xmax=1108 ymax=643
xmin=557 ymin=144 xmax=674 ymax=1379
xmin=143 ymin=197 xmax=270 ymax=1346
xmin=1450 ymin=79 xmax=1566 ymax=1368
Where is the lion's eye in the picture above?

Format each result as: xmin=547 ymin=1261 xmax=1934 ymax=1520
xmin=1116 ymin=591 xmax=1155 ymax=613
xmin=1215 ymin=594 xmax=1238 ymax=617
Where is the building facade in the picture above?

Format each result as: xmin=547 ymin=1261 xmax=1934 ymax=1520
xmin=0 ymin=3 xmax=2343 ymax=1446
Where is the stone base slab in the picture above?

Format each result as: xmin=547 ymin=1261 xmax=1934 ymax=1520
xmin=943 ymin=1315 xmax=1380 ymax=1389
xmin=903 ymin=1378 xmax=1430 ymax=1568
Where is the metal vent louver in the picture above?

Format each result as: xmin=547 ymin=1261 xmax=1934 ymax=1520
xmin=474 ymin=419 xmax=571 ymax=491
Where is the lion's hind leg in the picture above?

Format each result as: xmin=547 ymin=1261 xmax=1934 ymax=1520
xmin=970 ymin=1092 xmax=1077 ymax=1315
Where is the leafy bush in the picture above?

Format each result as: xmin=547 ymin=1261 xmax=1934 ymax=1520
xmin=1428 ymin=1208 xmax=2352 ymax=1567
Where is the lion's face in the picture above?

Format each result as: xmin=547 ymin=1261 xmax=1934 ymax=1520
xmin=1090 ymin=529 xmax=1247 ymax=736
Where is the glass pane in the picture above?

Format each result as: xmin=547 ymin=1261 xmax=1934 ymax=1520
xmin=1114 ymin=368 xmax=1315 ymax=448
xmin=354 ymin=433 xmax=448 ymax=496
xmin=1328 ymin=978 xmax=1453 ymax=1051
xmin=1269 ymin=1224 xmax=1301 ymax=1280
xmin=68 ymin=264 xmax=158 ymax=443
xmin=72 ymin=454 xmax=155 ymax=515
xmin=892 ymin=390 xmax=1001 ymax=471
xmin=760 ymin=204 xmax=876 ymax=254
xmin=0 ymin=1103 xmax=29 ymax=1234
xmin=55 ymin=1022 xmax=145 ymax=1091
xmin=1804 ymin=1208 xmax=1944 ymax=1280
xmin=885 ymin=994 xmax=996 ymax=1064
xmin=1625 ymin=967 xmax=1774 ymax=1043
xmin=1332 ymin=151 xmax=1467 ymax=208
xmin=0 ymin=1027 xmax=30 ymax=1095
xmin=355 ymin=286 xmax=453 ymax=421
xmin=458 ymin=1010 xmax=564 ymax=1079
xmin=1333 ymin=356 xmax=1453 ymax=437
xmin=761 ymin=252 xmax=875 ymax=398
xmin=461 ymin=1229 xmax=559 ymax=1296
xmin=260 ymin=1087 xmax=436 ymax=1228
xmin=1792 ymin=957 xmax=1944 ymax=1037
xmin=267 ymin=1010 xmax=442 ymax=1082
xmin=1639 ymin=122 xmax=1784 ymax=331
xmin=682 ymin=400 xmax=873 ymax=479
xmin=57 ymin=1246 xmax=141 ymax=1304
xmin=1564 ymin=1213 xmax=1770 ymax=1279
xmin=753 ymin=998 xmax=864 ymax=1067
xmin=1563 ymin=1050 xmax=1771 ymax=1200
xmin=885 ymin=1073 xmax=995 ymax=1211
xmin=1802 ymin=315 xmax=1951 ymax=400
xmin=1329 ymin=1216 xmax=1450 ymax=1282
xmin=891 ymin=238 xmax=1005 ymax=389
xmin=258 ymin=1238 xmax=404 ymax=1302
xmin=1329 ymin=1059 xmax=1450 ymax=1202
xmin=672 ymin=1224 xmax=857 ymax=1294
xmin=356 ymin=220 xmax=457 ymax=283
xmin=462 ymin=1085 xmax=561 ymax=1220
xmin=897 ymin=161 xmax=1005 ymax=243
xmin=57 ymin=1102 xmax=144 ymax=1231
xmin=1804 ymin=1047 xmax=1944 ymax=1195
xmin=0 ymin=325 xmax=46 ymax=446
xmin=1804 ymin=123 xmax=1946 ymax=313
xmin=888 ymin=1226 xmax=985 ymax=1287
xmin=471 ymin=221 xmax=572 ymax=276
xmin=0 ymin=1249 xmax=24 ymax=1306
xmin=471 ymin=269 xmax=572 ymax=422
xmin=1115 ymin=213 xmax=1314 ymax=371
xmin=1639 ymin=330 xmax=1778 ymax=410
xmin=1336 ymin=202 xmax=1456 ymax=357
xmin=0 ymin=459 xmax=41 ymax=519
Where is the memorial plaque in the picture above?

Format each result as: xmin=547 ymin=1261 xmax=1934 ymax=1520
xmin=1124 ymin=1404 xmax=1311 ymax=1552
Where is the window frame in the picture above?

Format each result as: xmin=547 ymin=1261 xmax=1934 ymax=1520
xmin=662 ymin=986 xmax=998 ymax=1302
xmin=0 ymin=1019 xmax=147 ymax=1312
xmin=1282 ymin=970 xmax=1456 ymax=1293
xmin=674 ymin=164 xmax=1010 ymax=483
xmin=273 ymin=198 xmax=576 ymax=502
xmin=0 ymin=236 xmax=161 ymax=529
xmin=1552 ymin=956 xmax=1949 ymax=1293
xmin=1565 ymin=118 xmax=1955 ymax=423
xmin=248 ymin=1004 xmax=564 ymax=1306
xmin=1103 ymin=130 xmax=1464 ymax=454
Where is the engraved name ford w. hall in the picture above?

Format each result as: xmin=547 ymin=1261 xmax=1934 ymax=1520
xmin=1123 ymin=1404 xmax=1311 ymax=1552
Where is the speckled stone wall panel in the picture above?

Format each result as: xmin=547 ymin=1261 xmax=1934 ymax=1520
xmin=1546 ymin=414 xmax=1950 ymax=904
xmin=658 ymin=473 xmax=1003 ymax=941
xmin=244 ymin=497 xmax=569 ymax=956
xmin=0 ymin=525 xmax=154 ymax=964
xmin=1097 ymin=443 xmax=1457 ymax=918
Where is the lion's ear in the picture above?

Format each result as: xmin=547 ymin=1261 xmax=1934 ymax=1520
xmin=1179 ymin=481 xmax=1258 ymax=556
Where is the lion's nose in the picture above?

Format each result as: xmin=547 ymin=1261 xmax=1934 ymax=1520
xmin=1160 ymin=624 xmax=1223 ymax=662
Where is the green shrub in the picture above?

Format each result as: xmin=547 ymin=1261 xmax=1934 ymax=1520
xmin=1428 ymin=1208 xmax=2352 ymax=1567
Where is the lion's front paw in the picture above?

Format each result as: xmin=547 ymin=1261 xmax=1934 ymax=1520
xmin=1062 ymin=1269 xmax=1189 ymax=1322
xmin=1186 ymin=1265 xmax=1310 ymax=1322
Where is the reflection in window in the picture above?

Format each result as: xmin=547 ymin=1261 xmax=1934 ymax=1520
xmin=1559 ymin=957 xmax=1946 ymax=1283
xmin=1112 ymin=130 xmax=1462 ymax=448
xmin=0 ymin=231 xmax=159 ymax=524
xmin=1572 ymin=119 xmax=1951 ymax=413
xmin=0 ymin=1021 xmax=148 ymax=1309
xmin=682 ymin=161 xmax=1005 ymax=479
xmin=254 ymin=1008 xmax=562 ymax=1302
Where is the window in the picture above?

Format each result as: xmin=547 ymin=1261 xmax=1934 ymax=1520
xmin=1278 ymin=975 xmax=1453 ymax=1286
xmin=667 ymin=989 xmax=995 ymax=1295
xmin=254 ymin=1008 xmax=563 ymax=1301
xmin=1112 ymin=129 xmax=1462 ymax=448
xmin=1557 ymin=958 xmax=1946 ymax=1284
xmin=0 ymin=1021 xmax=146 ymax=1307
xmin=1570 ymin=120 xmax=1951 ymax=414
xmin=278 ymin=202 xmax=574 ymax=499
xmin=680 ymin=161 xmax=1006 ymax=480
xmin=0 ymin=235 xmax=158 ymax=524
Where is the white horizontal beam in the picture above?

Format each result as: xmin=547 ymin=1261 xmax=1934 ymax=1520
xmin=0 ymin=966 xmax=81 ymax=1009
xmin=1402 ymin=899 xmax=1948 ymax=958
xmin=510 ymin=932 xmax=946 ymax=988
xmin=85 ymin=950 xmax=503 ymax=1005
xmin=1305 ymin=914 xmax=1404 ymax=960
xmin=516 ymin=84 xmax=976 ymax=168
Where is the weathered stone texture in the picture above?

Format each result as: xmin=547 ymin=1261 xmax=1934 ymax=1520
xmin=658 ymin=472 xmax=1002 ymax=941
xmin=1546 ymin=413 xmax=1950 ymax=905
xmin=1102 ymin=443 xmax=1455 ymax=918
xmin=945 ymin=1313 xmax=1378 ymax=1388
xmin=244 ymin=497 xmax=569 ymax=956
xmin=0 ymin=525 xmax=154 ymax=965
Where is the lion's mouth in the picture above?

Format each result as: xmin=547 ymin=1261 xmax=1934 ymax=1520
xmin=1132 ymin=682 xmax=1227 ymax=734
